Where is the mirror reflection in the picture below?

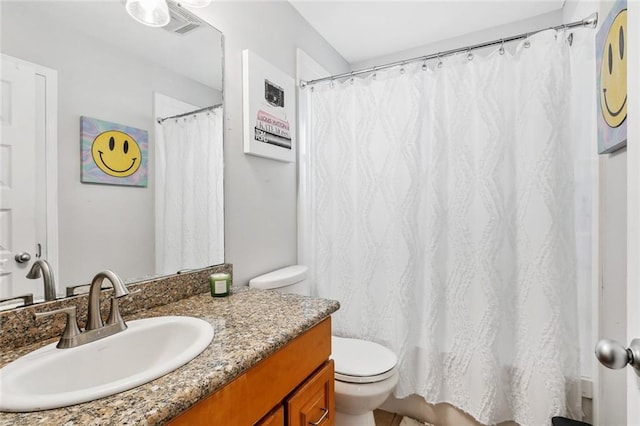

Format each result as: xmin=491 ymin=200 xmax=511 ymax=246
xmin=0 ymin=1 xmax=224 ymax=309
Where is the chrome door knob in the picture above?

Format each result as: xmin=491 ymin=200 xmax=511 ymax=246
xmin=595 ymin=338 xmax=640 ymax=376
xmin=14 ymin=252 xmax=31 ymax=263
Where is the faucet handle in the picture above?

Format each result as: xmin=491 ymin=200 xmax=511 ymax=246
xmin=105 ymin=289 xmax=140 ymax=328
xmin=106 ymin=297 xmax=125 ymax=328
xmin=35 ymin=306 xmax=82 ymax=349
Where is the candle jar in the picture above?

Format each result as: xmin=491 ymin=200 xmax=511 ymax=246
xmin=209 ymin=272 xmax=231 ymax=297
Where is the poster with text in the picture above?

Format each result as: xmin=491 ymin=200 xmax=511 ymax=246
xmin=242 ymin=50 xmax=296 ymax=162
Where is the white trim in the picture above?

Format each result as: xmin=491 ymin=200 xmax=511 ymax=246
xmin=589 ymin=40 xmax=601 ymax=423
xmin=581 ymin=377 xmax=594 ymax=399
xmin=37 ymin=64 xmax=59 ymax=298
xmin=591 ymin=143 xmax=601 ymax=423
xmin=592 ymin=139 xmax=601 ymax=424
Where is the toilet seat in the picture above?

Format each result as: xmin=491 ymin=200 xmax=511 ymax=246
xmin=331 ymin=336 xmax=398 ymax=384
xmin=334 ymin=367 xmax=397 ymax=384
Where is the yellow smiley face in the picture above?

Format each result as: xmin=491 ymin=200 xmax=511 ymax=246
xmin=91 ymin=130 xmax=141 ymax=177
xmin=599 ymin=8 xmax=627 ymax=128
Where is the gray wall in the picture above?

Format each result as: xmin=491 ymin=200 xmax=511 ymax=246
xmin=1 ymin=3 xmax=221 ymax=287
xmin=351 ymin=10 xmax=563 ymax=70
xmin=194 ymin=2 xmax=350 ymax=286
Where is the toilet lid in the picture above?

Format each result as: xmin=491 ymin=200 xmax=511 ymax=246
xmin=331 ymin=336 xmax=397 ymax=382
xmin=248 ymin=265 xmax=308 ymax=290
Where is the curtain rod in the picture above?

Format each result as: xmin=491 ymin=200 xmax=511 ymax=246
xmin=157 ymin=103 xmax=222 ymax=124
xmin=300 ymin=12 xmax=598 ymax=87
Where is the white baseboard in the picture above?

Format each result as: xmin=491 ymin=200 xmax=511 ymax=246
xmin=582 ymin=377 xmax=593 ymax=399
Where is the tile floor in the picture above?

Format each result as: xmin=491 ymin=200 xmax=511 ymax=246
xmin=374 ymin=410 xmax=405 ymax=426
xmin=374 ymin=410 xmax=437 ymax=426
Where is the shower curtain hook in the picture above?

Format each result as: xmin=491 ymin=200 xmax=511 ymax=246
xmin=330 ymin=77 xmax=335 ymax=89
xmin=422 ymin=59 xmax=428 ymax=71
xmin=437 ymin=53 xmax=443 ymax=69
xmin=400 ymin=61 xmax=405 ymax=74
xmin=372 ymin=66 xmax=378 ymax=80
xmin=499 ymin=39 xmax=505 ymax=55
xmin=524 ymin=32 xmax=531 ymax=48
xmin=467 ymin=48 xmax=474 ymax=61
xmin=350 ymin=72 xmax=355 ymax=85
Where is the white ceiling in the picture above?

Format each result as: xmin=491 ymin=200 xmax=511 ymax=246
xmin=289 ymin=1 xmax=565 ymax=64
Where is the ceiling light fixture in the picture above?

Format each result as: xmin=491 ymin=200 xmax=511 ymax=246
xmin=125 ymin=0 xmax=171 ymax=27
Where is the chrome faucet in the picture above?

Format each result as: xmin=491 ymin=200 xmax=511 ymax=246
xmin=35 ymin=270 xmax=134 ymax=349
xmin=86 ymin=270 xmax=130 ymax=331
xmin=26 ymin=259 xmax=57 ymax=301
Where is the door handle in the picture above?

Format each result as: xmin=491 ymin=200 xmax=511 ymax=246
xmin=595 ymin=338 xmax=640 ymax=376
xmin=14 ymin=252 xmax=31 ymax=263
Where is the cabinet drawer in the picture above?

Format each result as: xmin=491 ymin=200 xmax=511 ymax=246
xmin=287 ymin=360 xmax=335 ymax=426
xmin=257 ymin=406 xmax=285 ymax=426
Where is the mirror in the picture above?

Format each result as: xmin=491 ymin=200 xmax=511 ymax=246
xmin=0 ymin=1 xmax=224 ymax=309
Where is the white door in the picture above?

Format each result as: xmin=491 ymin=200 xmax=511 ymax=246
xmin=625 ymin=2 xmax=640 ymax=423
xmin=0 ymin=54 xmax=57 ymax=303
xmin=598 ymin=2 xmax=640 ymax=424
xmin=598 ymin=148 xmax=627 ymax=425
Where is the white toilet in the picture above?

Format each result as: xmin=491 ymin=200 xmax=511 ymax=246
xmin=249 ymin=265 xmax=398 ymax=426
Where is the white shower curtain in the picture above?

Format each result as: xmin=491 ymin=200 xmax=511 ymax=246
xmin=157 ymin=108 xmax=224 ymax=275
xmin=299 ymin=31 xmax=588 ymax=425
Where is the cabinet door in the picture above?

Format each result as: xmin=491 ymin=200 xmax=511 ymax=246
xmin=287 ymin=360 xmax=335 ymax=426
xmin=257 ymin=406 xmax=285 ymax=426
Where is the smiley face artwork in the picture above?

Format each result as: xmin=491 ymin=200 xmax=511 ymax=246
xmin=81 ymin=116 xmax=148 ymax=187
xmin=599 ymin=8 xmax=627 ymax=128
xmin=596 ymin=0 xmax=628 ymax=154
xmin=91 ymin=131 xmax=141 ymax=177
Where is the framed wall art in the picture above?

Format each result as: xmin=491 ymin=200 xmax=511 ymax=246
xmin=81 ymin=116 xmax=148 ymax=186
xmin=596 ymin=0 xmax=627 ymax=154
xmin=242 ymin=50 xmax=296 ymax=163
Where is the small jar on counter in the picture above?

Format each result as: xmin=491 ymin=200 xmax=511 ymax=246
xmin=209 ymin=272 xmax=231 ymax=297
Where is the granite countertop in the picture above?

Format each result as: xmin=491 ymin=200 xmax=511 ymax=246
xmin=0 ymin=288 xmax=339 ymax=425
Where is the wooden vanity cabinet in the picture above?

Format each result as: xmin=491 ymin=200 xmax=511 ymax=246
xmin=286 ymin=360 xmax=334 ymax=426
xmin=169 ymin=317 xmax=334 ymax=426
xmin=256 ymin=406 xmax=285 ymax=426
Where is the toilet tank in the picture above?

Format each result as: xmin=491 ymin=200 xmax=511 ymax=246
xmin=248 ymin=265 xmax=309 ymax=296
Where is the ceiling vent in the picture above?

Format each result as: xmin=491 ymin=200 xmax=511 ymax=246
xmin=164 ymin=1 xmax=204 ymax=35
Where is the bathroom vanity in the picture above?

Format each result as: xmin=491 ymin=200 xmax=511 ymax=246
xmin=170 ymin=318 xmax=334 ymax=425
xmin=0 ymin=271 xmax=339 ymax=425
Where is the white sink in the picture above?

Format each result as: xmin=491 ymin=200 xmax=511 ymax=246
xmin=0 ymin=316 xmax=214 ymax=412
